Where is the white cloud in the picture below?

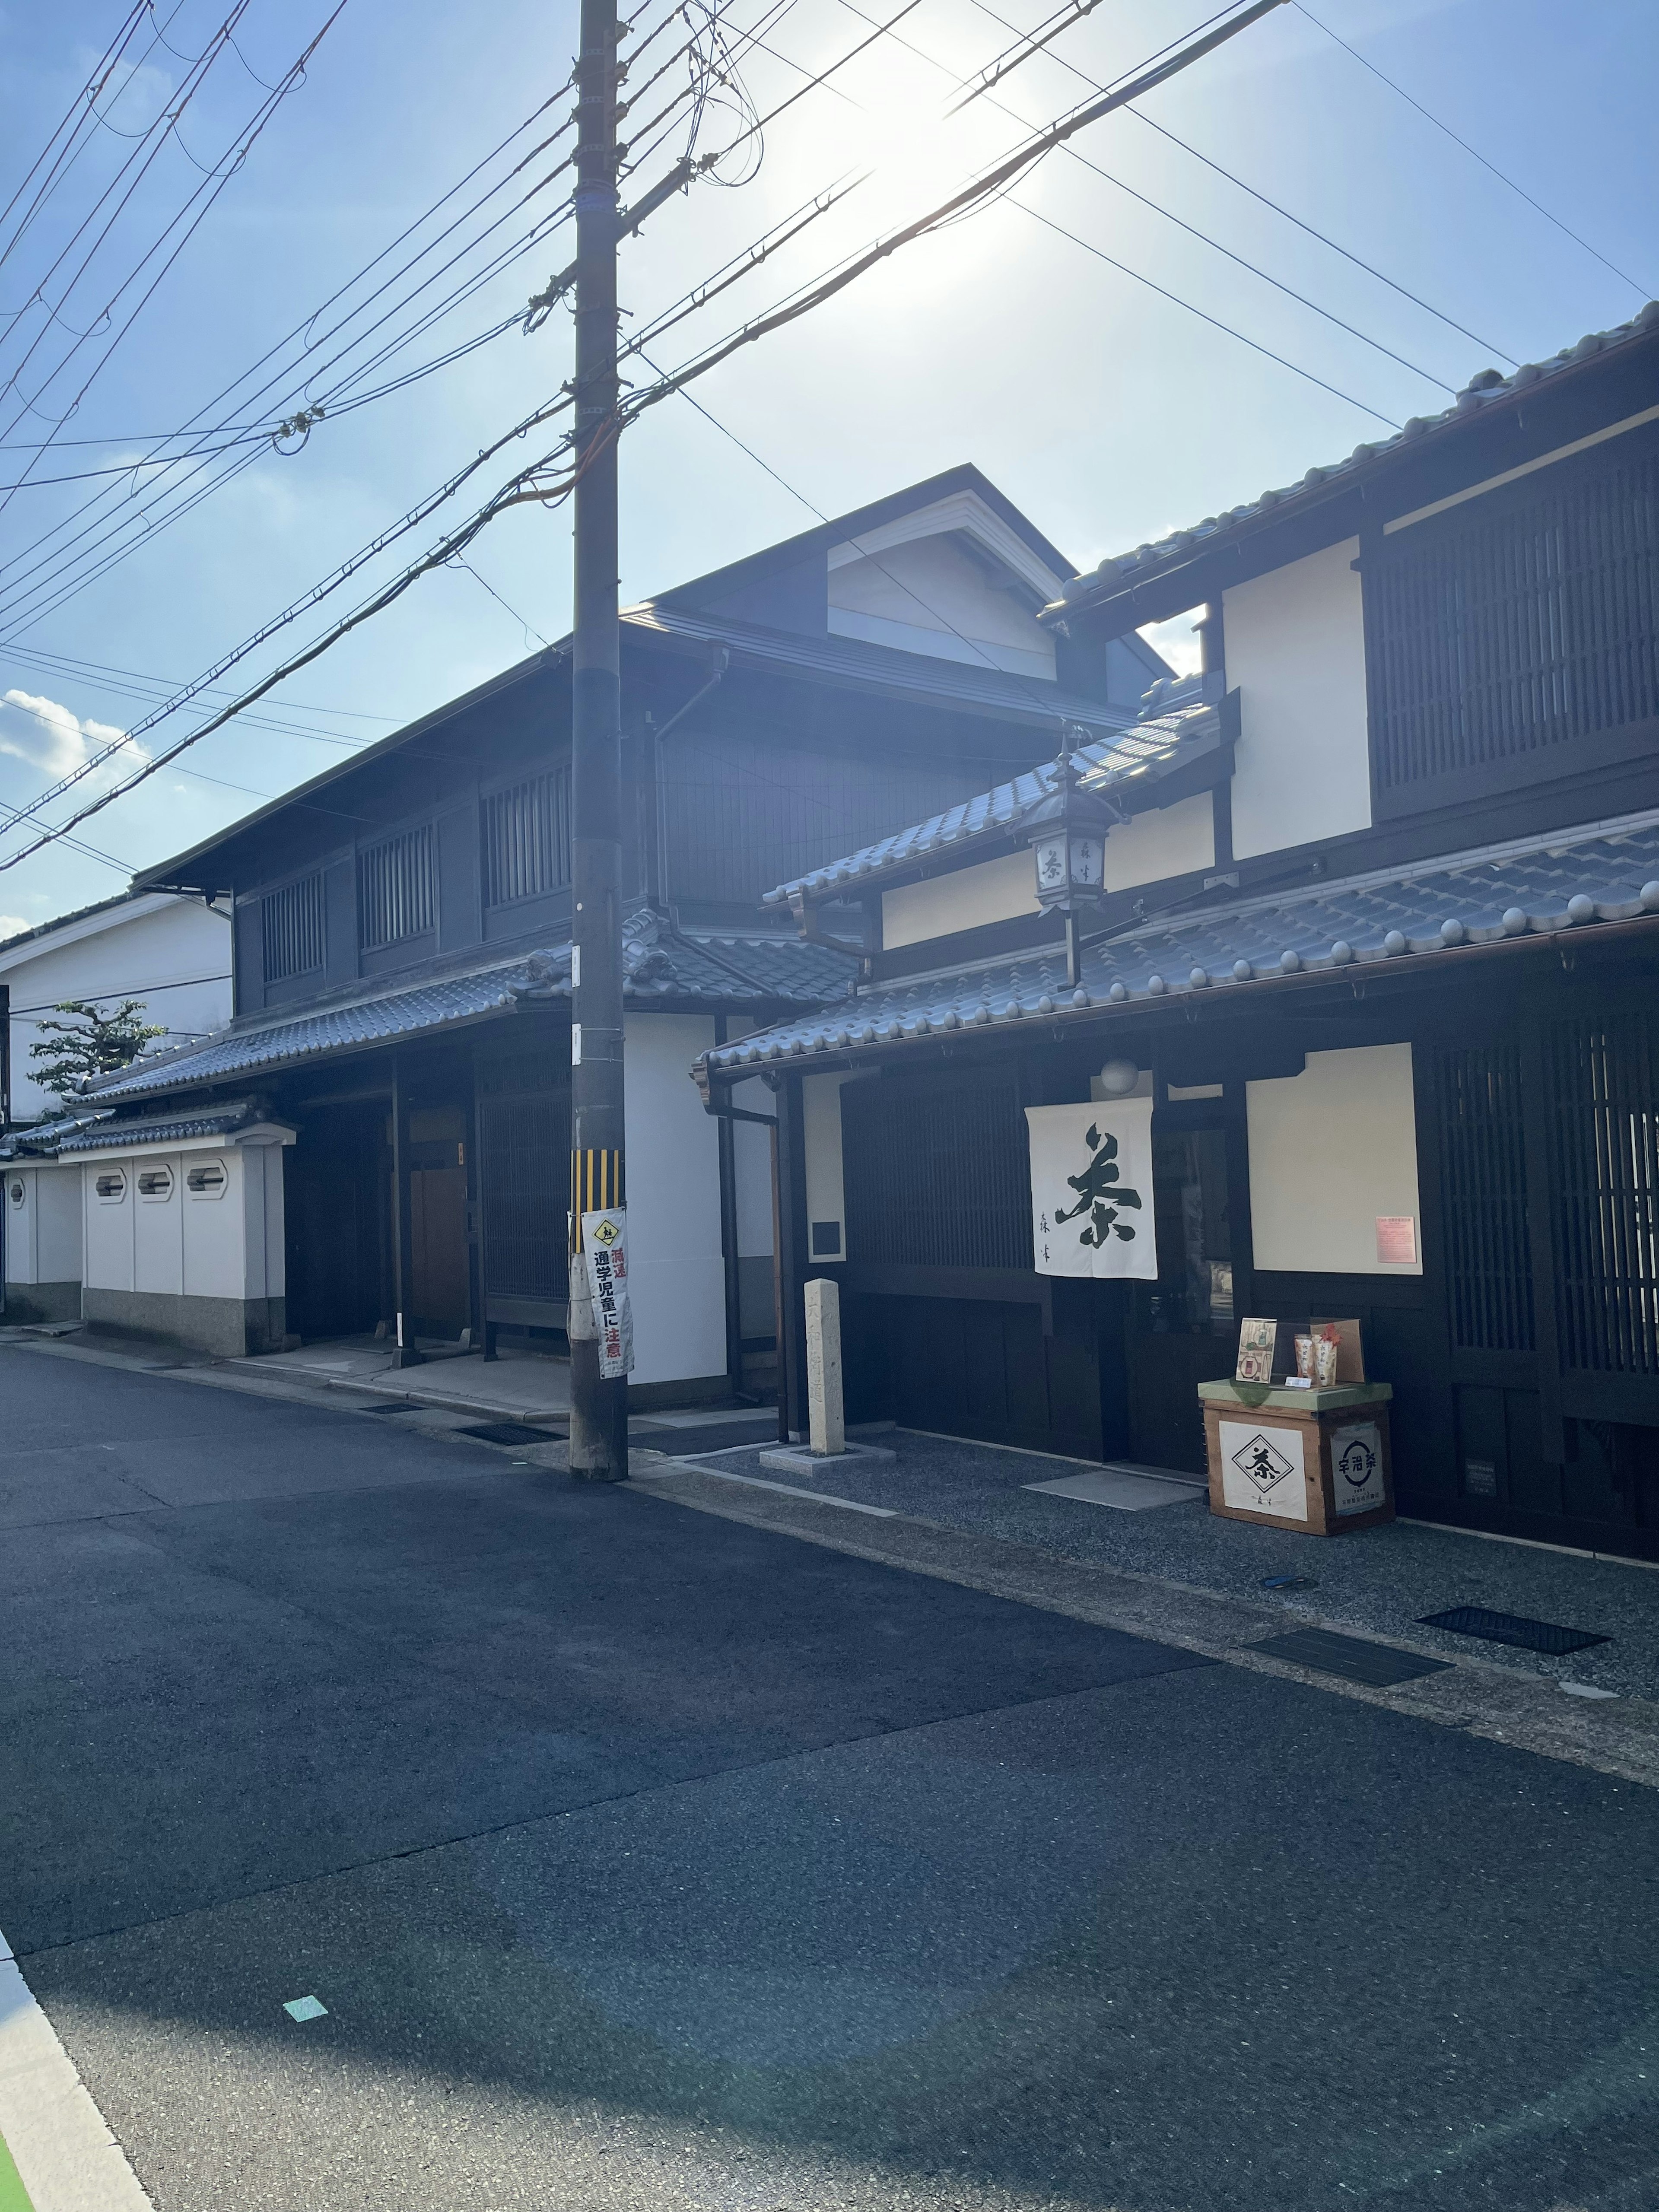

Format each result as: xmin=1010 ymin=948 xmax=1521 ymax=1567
xmin=0 ymin=915 xmax=29 ymax=942
xmin=1138 ymin=617 xmax=1203 ymax=680
xmin=0 ymin=690 xmax=146 ymax=787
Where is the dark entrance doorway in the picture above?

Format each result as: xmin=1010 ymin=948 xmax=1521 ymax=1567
xmin=408 ymin=1105 xmax=471 ymax=1340
xmin=1123 ymin=1111 xmax=1239 ymax=1474
xmin=285 ymin=1102 xmax=389 ymax=1341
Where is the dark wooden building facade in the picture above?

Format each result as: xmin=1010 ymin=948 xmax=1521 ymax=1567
xmin=715 ymin=304 xmax=1659 ymax=1558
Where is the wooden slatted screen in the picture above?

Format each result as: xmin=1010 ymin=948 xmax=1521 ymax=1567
xmin=358 ymin=825 xmax=436 ymax=950
xmin=1369 ymin=438 xmax=1659 ymax=798
xmin=1547 ymin=1013 xmax=1659 ymax=1376
xmin=482 ymin=768 xmax=572 ymax=908
xmin=842 ymin=1075 xmax=1033 ymax=1271
xmin=261 ymin=872 xmax=325 ymax=982
xmin=1434 ymin=1042 xmax=1535 ymax=1353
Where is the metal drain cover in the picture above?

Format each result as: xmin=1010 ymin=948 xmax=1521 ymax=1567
xmin=458 ymin=1422 xmax=565 ymax=1447
xmin=1418 ymin=1605 xmax=1609 ymax=1656
xmin=1251 ymin=1628 xmax=1452 ymax=1687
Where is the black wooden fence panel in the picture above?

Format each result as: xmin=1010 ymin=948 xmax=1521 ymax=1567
xmin=842 ymin=1075 xmax=1033 ymax=1271
xmin=1434 ymin=1041 xmax=1535 ymax=1353
xmin=1548 ymin=1013 xmax=1659 ymax=1376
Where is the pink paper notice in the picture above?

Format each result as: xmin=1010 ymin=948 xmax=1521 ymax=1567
xmin=1376 ymin=1214 xmax=1417 ymax=1265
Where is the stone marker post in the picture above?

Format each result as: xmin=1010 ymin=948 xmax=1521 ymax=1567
xmin=805 ymin=1277 xmax=845 ymax=1458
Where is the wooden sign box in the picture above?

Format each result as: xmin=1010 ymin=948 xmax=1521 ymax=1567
xmin=1197 ymin=1382 xmax=1395 ymax=1536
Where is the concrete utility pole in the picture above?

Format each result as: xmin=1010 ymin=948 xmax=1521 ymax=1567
xmin=567 ymin=0 xmax=628 ymax=1480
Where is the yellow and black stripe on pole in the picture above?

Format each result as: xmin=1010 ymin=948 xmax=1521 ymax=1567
xmin=569 ymin=1149 xmax=626 ymax=1251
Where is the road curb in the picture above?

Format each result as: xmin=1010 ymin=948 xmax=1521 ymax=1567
xmin=0 ymin=1932 xmax=151 ymax=2212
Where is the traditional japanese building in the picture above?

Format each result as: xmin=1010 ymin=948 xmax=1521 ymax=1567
xmin=6 ymin=468 xmax=1165 ymax=1393
xmin=708 ymin=302 xmax=1659 ymax=1560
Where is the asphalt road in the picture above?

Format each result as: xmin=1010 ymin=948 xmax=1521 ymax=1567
xmin=3 ymin=1346 xmax=1658 ymax=2211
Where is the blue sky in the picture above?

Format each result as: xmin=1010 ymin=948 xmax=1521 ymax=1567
xmin=0 ymin=0 xmax=1652 ymax=935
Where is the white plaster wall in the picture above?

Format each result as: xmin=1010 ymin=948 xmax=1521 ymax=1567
xmin=1224 ymin=537 xmax=1372 ymax=862
xmin=0 ymin=896 xmax=231 ymax=1122
xmin=180 ymin=1150 xmax=248 ymax=1300
xmin=1102 ymin=793 xmax=1214 ymax=892
xmin=1246 ymin=1044 xmax=1423 ymax=1275
xmin=4 ymin=1165 xmax=38 ymax=1281
xmin=38 ymin=1163 xmax=83 ymax=1281
xmin=829 ymin=535 xmax=1056 ymax=678
xmin=623 ymin=1014 xmax=726 ymax=1386
xmin=883 ymin=849 xmax=1039 ymax=950
xmin=802 ymin=1074 xmax=848 ymax=1261
xmin=132 ymin=1156 xmax=184 ymax=1296
xmin=83 ymin=1163 xmax=136 ymax=1292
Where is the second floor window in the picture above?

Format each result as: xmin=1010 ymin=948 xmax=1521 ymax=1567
xmin=1368 ymin=434 xmax=1659 ymax=807
xmin=261 ymin=873 xmax=325 ymax=982
xmin=482 ymin=767 xmax=571 ymax=908
xmin=358 ymin=825 xmax=436 ymax=950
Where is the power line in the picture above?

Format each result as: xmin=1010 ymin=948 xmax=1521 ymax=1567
xmin=1292 ymin=0 xmax=1652 ymax=300
xmin=835 ymin=0 xmax=1448 ymax=399
xmin=965 ymin=0 xmax=1521 ymax=365
xmin=0 ymin=0 xmax=1294 ymax=868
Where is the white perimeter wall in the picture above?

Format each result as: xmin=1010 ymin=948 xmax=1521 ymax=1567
xmin=81 ymin=1143 xmax=286 ymax=1300
xmin=3 ymin=1162 xmax=82 ymax=1284
xmin=1 ymin=897 xmax=231 ymax=1122
xmin=1224 ymin=537 xmax=1372 ymax=862
xmin=1246 ymin=1044 xmax=1422 ymax=1275
xmin=623 ymin=1014 xmax=726 ymax=1386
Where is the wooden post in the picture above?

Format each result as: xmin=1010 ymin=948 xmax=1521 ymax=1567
xmin=805 ymin=1276 xmax=844 ymax=1457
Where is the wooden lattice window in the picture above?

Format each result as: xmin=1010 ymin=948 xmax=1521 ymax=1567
xmin=358 ymin=825 xmax=435 ymax=950
xmin=1434 ymin=1042 xmax=1535 ymax=1353
xmin=1548 ymin=1013 xmax=1659 ymax=1376
xmin=483 ymin=769 xmax=571 ymax=909
xmin=1368 ymin=434 xmax=1659 ymax=804
xmin=261 ymin=873 xmax=324 ymax=982
xmin=842 ymin=1075 xmax=1033 ymax=1271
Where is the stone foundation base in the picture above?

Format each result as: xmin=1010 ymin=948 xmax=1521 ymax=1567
xmin=81 ymin=1288 xmax=287 ymax=1358
xmin=3 ymin=1280 xmax=82 ymax=1325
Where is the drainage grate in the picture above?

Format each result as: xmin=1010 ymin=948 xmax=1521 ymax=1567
xmin=1418 ymin=1605 xmax=1610 ymax=1657
xmin=1251 ymin=1628 xmax=1452 ymax=1688
xmin=458 ymin=1422 xmax=564 ymax=1447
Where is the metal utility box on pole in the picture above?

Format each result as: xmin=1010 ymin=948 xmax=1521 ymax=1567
xmin=567 ymin=0 xmax=629 ymax=1478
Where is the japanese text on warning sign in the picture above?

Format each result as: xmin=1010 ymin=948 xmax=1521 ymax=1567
xmin=582 ymin=1208 xmax=635 ymax=1378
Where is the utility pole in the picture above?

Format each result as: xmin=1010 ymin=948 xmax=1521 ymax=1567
xmin=567 ymin=0 xmax=629 ymax=1480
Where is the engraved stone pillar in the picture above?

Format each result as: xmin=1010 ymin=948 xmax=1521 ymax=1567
xmin=804 ymin=1275 xmax=844 ymax=1458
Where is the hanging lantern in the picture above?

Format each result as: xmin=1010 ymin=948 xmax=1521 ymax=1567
xmin=1022 ymin=730 xmax=1120 ymax=915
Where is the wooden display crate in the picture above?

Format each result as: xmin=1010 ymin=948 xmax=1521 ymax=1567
xmin=1197 ymin=1381 xmax=1394 ymax=1536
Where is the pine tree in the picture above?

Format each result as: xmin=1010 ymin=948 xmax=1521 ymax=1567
xmin=29 ymin=1000 xmax=165 ymax=1104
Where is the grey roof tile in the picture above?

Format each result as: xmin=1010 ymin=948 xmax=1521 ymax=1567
xmin=763 ymin=702 xmax=1218 ymax=905
xmin=86 ymin=912 xmax=855 ymax=1104
xmin=1049 ymin=302 xmax=1659 ymax=618
xmin=709 ymin=810 xmax=1659 ymax=1075
xmin=56 ymin=1099 xmax=283 ymax=1155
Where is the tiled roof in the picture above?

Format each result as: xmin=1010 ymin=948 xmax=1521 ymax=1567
xmin=623 ymin=603 xmax=1139 ymax=734
xmin=1046 ymin=301 xmax=1659 ymax=620
xmin=706 ymin=810 xmax=1659 ymax=1076
xmin=763 ymin=700 xmax=1221 ymax=905
xmin=0 ymin=1106 xmax=114 ymax=1160
xmin=57 ymin=1099 xmax=284 ymax=1155
xmin=86 ymin=912 xmax=856 ymax=1104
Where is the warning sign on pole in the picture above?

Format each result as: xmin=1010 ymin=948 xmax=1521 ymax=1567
xmin=581 ymin=1208 xmax=635 ymax=1378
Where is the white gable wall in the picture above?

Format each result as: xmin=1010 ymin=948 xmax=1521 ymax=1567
xmin=1224 ymin=537 xmax=1372 ymax=861
xmin=830 ymin=534 xmax=1057 ymax=678
xmin=0 ymin=895 xmax=231 ymax=1122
